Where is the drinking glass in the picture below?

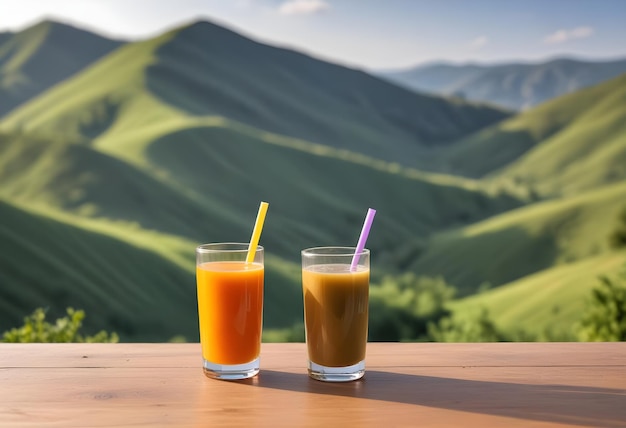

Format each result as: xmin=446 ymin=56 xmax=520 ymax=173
xmin=196 ymin=243 xmax=264 ymax=380
xmin=301 ymin=246 xmax=369 ymax=382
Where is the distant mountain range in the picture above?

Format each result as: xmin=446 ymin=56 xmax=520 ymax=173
xmin=0 ymin=19 xmax=625 ymax=341
xmin=379 ymin=57 xmax=626 ymax=110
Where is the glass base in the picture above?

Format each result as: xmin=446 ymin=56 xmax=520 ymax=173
xmin=202 ymin=357 xmax=260 ymax=380
xmin=308 ymin=359 xmax=365 ymax=382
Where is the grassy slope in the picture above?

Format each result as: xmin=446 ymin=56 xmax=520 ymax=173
xmin=0 ymin=20 xmax=123 ymax=117
xmin=450 ymin=252 xmax=626 ymax=339
xmin=0 ymin=131 xmax=247 ymax=241
xmin=0 ymin=197 xmax=305 ymax=339
xmin=495 ymin=75 xmax=626 ymax=197
xmin=0 ymin=123 xmax=520 ymax=269
xmin=411 ymin=181 xmax=626 ymax=296
xmin=157 ymin=125 xmax=525 ymax=263
xmin=442 ymin=73 xmax=626 ymax=196
xmin=0 ymin=197 xmax=197 ymax=341
xmin=0 ymin=119 xmax=520 ymax=340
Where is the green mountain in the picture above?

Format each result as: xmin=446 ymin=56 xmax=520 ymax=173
xmin=380 ymin=57 xmax=626 ymax=110
xmin=0 ymin=20 xmax=123 ymax=117
xmin=441 ymin=72 xmax=626 ymax=197
xmin=0 ymin=20 xmax=508 ymax=166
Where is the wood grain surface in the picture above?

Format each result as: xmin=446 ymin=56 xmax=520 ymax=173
xmin=1 ymin=343 xmax=625 ymax=427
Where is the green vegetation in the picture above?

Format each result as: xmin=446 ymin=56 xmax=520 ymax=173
xmin=577 ymin=271 xmax=626 ymax=341
xmin=449 ymin=204 xmax=626 ymax=340
xmin=1 ymin=19 xmax=625 ymax=342
xmin=428 ymin=309 xmax=506 ymax=342
xmin=369 ymin=274 xmax=454 ymax=341
xmin=0 ymin=74 xmax=518 ymax=340
xmin=450 ymin=253 xmax=626 ymax=340
xmin=0 ymin=196 xmax=307 ymax=341
xmin=576 ymin=212 xmax=626 ymax=341
xmin=442 ymin=73 xmax=626 ymax=198
xmin=2 ymin=307 xmax=118 ymax=343
xmin=412 ymin=182 xmax=626 ymax=296
xmin=262 ymin=323 xmax=305 ymax=343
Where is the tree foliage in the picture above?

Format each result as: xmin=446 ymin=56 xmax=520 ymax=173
xmin=368 ymin=273 xmax=455 ymax=341
xmin=428 ymin=309 xmax=507 ymax=342
xmin=2 ymin=307 xmax=119 ymax=343
xmin=262 ymin=323 xmax=305 ymax=343
xmin=577 ymin=271 xmax=626 ymax=341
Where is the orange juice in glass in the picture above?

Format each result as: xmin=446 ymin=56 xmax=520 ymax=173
xmin=196 ymin=243 xmax=264 ymax=380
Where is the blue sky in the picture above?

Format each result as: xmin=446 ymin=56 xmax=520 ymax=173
xmin=1 ymin=0 xmax=625 ymax=69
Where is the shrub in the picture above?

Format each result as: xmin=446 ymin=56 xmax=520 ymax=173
xmin=2 ymin=307 xmax=119 ymax=343
xmin=577 ymin=272 xmax=626 ymax=341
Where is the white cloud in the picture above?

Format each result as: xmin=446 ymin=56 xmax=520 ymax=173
xmin=544 ymin=26 xmax=594 ymax=44
xmin=278 ymin=0 xmax=329 ymax=16
xmin=469 ymin=35 xmax=488 ymax=50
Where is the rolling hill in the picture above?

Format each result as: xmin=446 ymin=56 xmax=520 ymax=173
xmin=0 ymin=196 xmax=308 ymax=341
xmin=0 ymin=119 xmax=520 ymax=339
xmin=440 ymin=72 xmax=626 ymax=197
xmin=408 ymin=181 xmax=626 ymax=297
xmin=0 ymin=197 xmax=197 ymax=341
xmin=450 ymin=252 xmax=626 ymax=340
xmin=0 ymin=20 xmax=123 ymax=118
xmin=379 ymin=57 xmax=626 ymax=110
xmin=0 ymin=125 xmax=521 ymax=258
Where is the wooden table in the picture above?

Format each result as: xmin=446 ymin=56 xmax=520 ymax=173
xmin=1 ymin=343 xmax=625 ymax=427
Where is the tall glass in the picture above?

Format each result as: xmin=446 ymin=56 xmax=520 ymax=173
xmin=301 ymin=247 xmax=370 ymax=382
xmin=196 ymin=243 xmax=264 ymax=380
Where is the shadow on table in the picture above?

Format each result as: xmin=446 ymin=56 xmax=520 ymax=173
xmin=240 ymin=370 xmax=626 ymax=427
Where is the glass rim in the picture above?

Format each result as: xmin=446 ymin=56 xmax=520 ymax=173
xmin=301 ymin=246 xmax=370 ymax=257
xmin=196 ymin=243 xmax=264 ymax=253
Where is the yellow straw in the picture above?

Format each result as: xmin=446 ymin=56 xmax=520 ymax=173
xmin=246 ymin=201 xmax=269 ymax=263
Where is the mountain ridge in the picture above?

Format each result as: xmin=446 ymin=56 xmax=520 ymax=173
xmin=0 ymin=20 xmax=123 ymax=117
xmin=379 ymin=57 xmax=626 ymax=110
xmin=0 ymin=18 xmax=509 ymax=167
